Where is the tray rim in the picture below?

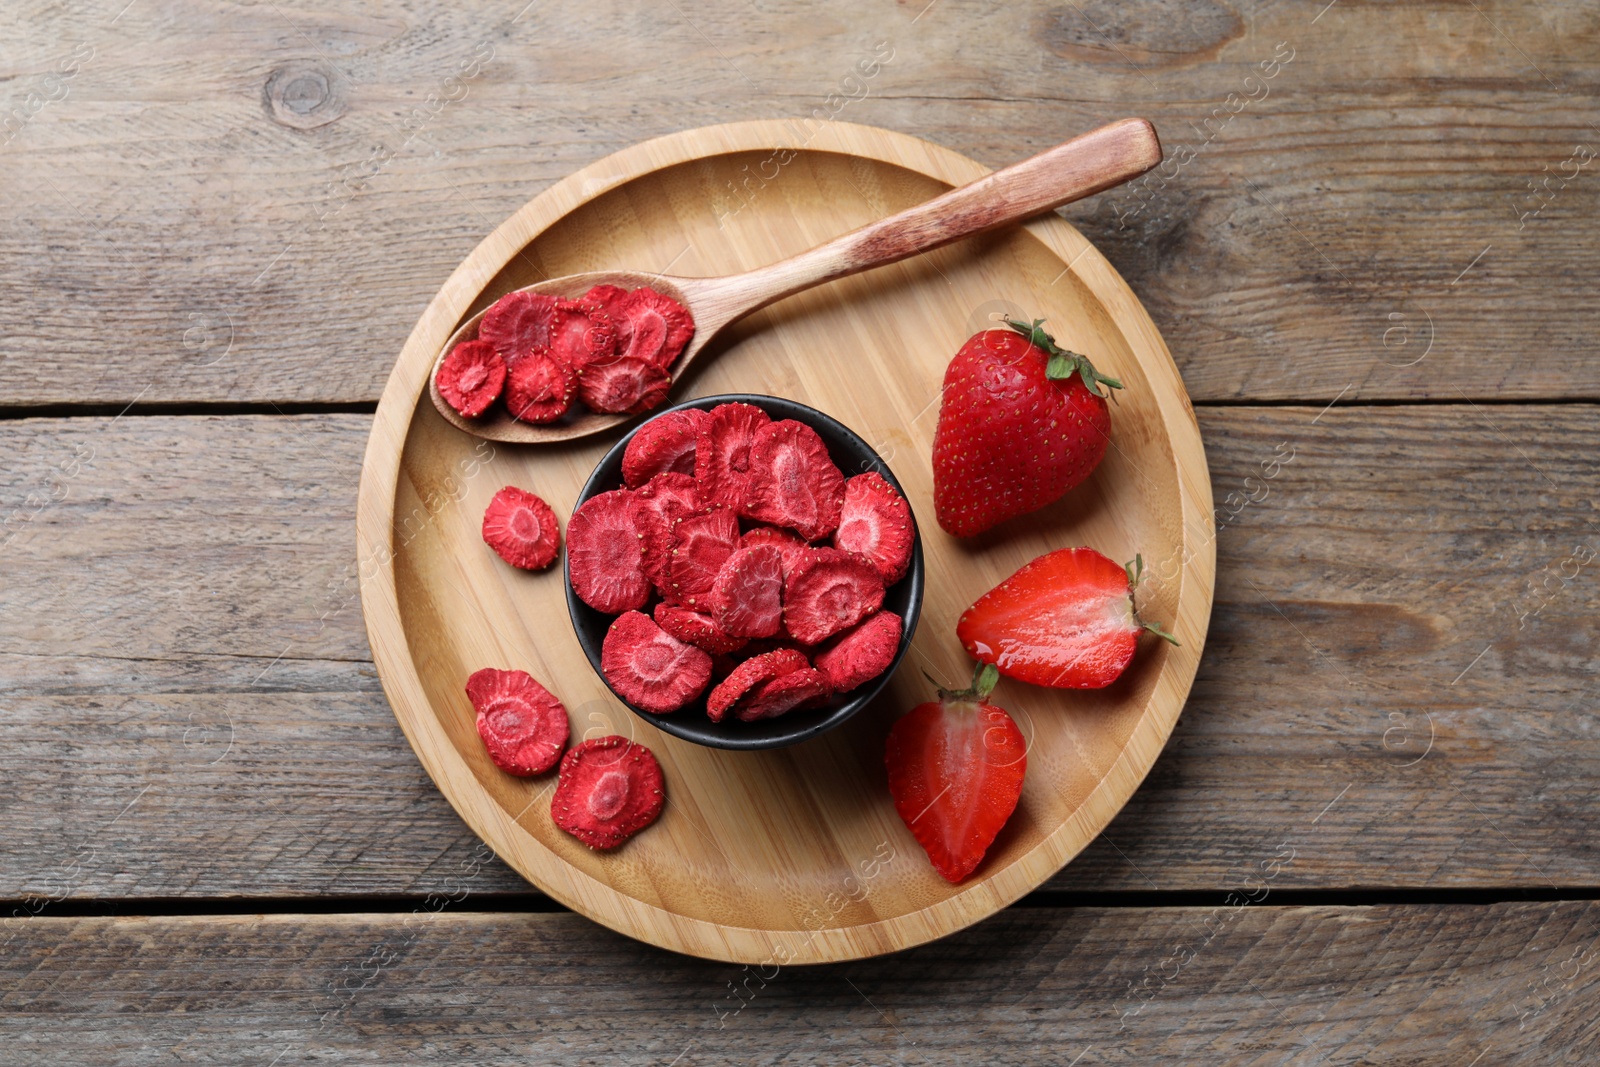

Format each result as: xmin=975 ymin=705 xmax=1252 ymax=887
xmin=357 ymin=118 xmax=1216 ymax=964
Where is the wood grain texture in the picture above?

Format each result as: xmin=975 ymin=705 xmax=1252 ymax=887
xmin=357 ymin=119 xmax=1214 ymax=962
xmin=1 ymin=0 xmax=1595 ymax=406
xmin=3 ymin=904 xmax=1598 ymax=1064
xmin=1 ymin=405 xmax=1596 ymax=903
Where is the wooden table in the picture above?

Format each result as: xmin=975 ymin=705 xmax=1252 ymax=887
xmin=3 ymin=1 xmax=1596 ymax=1061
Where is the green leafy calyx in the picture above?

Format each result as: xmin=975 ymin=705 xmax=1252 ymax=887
xmin=1004 ymin=317 xmax=1123 ymax=398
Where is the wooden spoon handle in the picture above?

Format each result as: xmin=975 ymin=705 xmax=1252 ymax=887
xmin=693 ymin=118 xmax=1162 ymax=326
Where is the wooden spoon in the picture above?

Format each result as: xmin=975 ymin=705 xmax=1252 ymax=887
xmin=429 ymin=117 xmax=1162 ymax=444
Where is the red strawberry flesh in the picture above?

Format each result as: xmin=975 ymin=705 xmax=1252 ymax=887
xmin=833 ymin=472 xmax=914 ymax=584
xmin=663 ymin=507 xmax=740 ymax=609
xmin=467 ymin=668 xmax=570 ymax=777
xmin=710 ymin=544 xmax=785 ymax=639
xmin=705 ymin=648 xmax=809 ymax=722
xmin=614 ymin=287 xmax=695 ymax=371
xmin=621 ymin=409 xmax=702 ymax=487
xmin=577 ymin=356 xmax=670 ymax=415
xmin=653 ymin=602 xmax=748 ymax=655
xmin=551 ymin=735 xmax=665 ymax=850
xmin=956 ymin=546 xmax=1139 ymax=689
xmin=481 ymin=486 xmax=561 ymax=571
xmin=745 ymin=419 xmax=846 ymax=539
xmin=783 ymin=547 xmax=885 ymax=645
xmin=601 ymin=610 xmax=712 ymax=714
xmin=479 ymin=291 xmax=560 ymax=361
xmin=695 ymin=402 xmax=770 ymax=510
xmin=504 ymin=345 xmax=575 ymax=423
xmin=814 ymin=610 xmax=902 ymax=692
xmin=736 ymin=666 xmax=832 ymax=722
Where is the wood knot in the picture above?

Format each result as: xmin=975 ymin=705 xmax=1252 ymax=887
xmin=263 ymin=61 xmax=347 ymax=130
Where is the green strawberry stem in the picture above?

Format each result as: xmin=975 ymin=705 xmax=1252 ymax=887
xmin=924 ymin=662 xmax=1000 ymax=702
xmin=1125 ymin=552 xmax=1182 ymax=647
xmin=1003 ymin=317 xmax=1123 ymax=398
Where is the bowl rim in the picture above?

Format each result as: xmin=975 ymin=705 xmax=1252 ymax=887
xmin=564 ymin=392 xmax=926 ymax=751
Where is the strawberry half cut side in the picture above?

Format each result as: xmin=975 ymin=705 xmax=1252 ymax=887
xmin=600 ymin=610 xmax=713 ymax=714
xmin=467 ymin=667 xmax=570 ymax=777
xmin=956 ymin=546 xmax=1178 ymax=690
xmin=567 ymin=489 xmax=652 ymax=613
xmin=481 ymin=486 xmax=561 ymax=571
xmin=832 ymin=471 xmax=914 ymax=584
xmin=885 ymin=664 xmax=1026 ymax=883
xmin=436 ymin=339 xmax=505 ymax=418
xmin=551 ymin=735 xmax=665 ymax=850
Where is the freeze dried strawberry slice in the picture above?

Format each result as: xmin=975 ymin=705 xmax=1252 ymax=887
xmin=621 ymin=409 xmax=702 ymax=487
xmin=504 ymin=345 xmax=576 ymax=423
xmin=480 ymin=290 xmax=560 ymax=361
xmin=551 ymin=735 xmax=664 ymax=850
xmin=705 ymin=648 xmax=809 ymax=722
xmin=783 ymin=547 xmax=886 ymax=644
xmin=662 ymin=506 xmax=740 ymax=609
xmin=601 ymin=610 xmax=712 ymax=714
xmin=582 ymin=284 xmax=629 ymax=316
xmin=630 ymin=473 xmax=702 ymax=594
xmin=567 ymin=489 xmax=651 ymax=613
xmin=815 ymin=611 xmax=903 ymax=692
xmin=695 ymin=402 xmax=771 ymax=510
xmin=467 ymin=667 xmax=570 ymax=776
xmin=653 ymin=602 xmax=748 ymax=655
xmin=737 ymin=667 xmax=833 ymax=722
xmin=436 ymin=339 xmax=506 ymax=418
xmin=710 ymin=545 xmax=785 ymax=639
xmin=481 ymin=486 xmax=561 ymax=570
xmin=613 ymin=287 xmax=694 ymax=370
xmin=549 ymin=298 xmax=617 ymax=372
xmin=833 ymin=472 xmax=914 ymax=584
xmin=577 ymin=356 xmax=670 ymax=414
xmin=740 ymin=526 xmax=810 ymax=578
xmin=746 ymin=419 xmax=846 ymax=540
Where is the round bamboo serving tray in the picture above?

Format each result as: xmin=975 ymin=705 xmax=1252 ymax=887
xmin=357 ymin=119 xmax=1215 ymax=964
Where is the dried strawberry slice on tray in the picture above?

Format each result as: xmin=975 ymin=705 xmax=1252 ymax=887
xmin=630 ymin=473 xmax=702 ymax=594
xmin=815 ymin=611 xmax=903 ymax=693
xmin=621 ymin=408 xmax=704 ymax=487
xmin=578 ymin=356 xmax=671 ymax=415
xmin=467 ymin=667 xmax=569 ymax=776
xmin=613 ymin=287 xmax=694 ymax=370
xmin=601 ymin=610 xmax=712 ymax=714
xmin=653 ymin=602 xmax=748 ymax=655
xmin=695 ymin=401 xmax=770 ymax=511
xmin=436 ymin=339 xmax=505 ymax=418
xmin=550 ymin=297 xmax=617 ymax=373
xmin=480 ymin=291 xmax=560 ymax=361
xmin=737 ymin=666 xmax=832 ymax=722
xmin=551 ymin=735 xmax=665 ymax=850
xmin=481 ymin=486 xmax=561 ymax=570
xmin=504 ymin=345 xmax=575 ymax=424
xmin=710 ymin=544 xmax=785 ymax=639
xmin=662 ymin=507 xmax=740 ymax=610
xmin=705 ymin=648 xmax=810 ymax=723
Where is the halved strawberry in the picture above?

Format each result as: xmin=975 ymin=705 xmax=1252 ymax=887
xmin=504 ymin=345 xmax=576 ymax=423
xmin=576 ymin=356 xmax=670 ymax=414
xmin=621 ymin=409 xmax=703 ymax=487
xmin=436 ymin=339 xmax=506 ymax=418
xmin=709 ymin=544 xmax=785 ymax=639
xmin=479 ymin=290 xmax=560 ymax=361
xmin=601 ymin=610 xmax=712 ymax=714
xmin=653 ymin=602 xmax=748 ymax=655
xmin=885 ymin=664 xmax=1026 ymax=883
xmin=613 ymin=287 xmax=694 ymax=370
xmin=833 ymin=472 xmax=914 ymax=585
xmin=549 ymin=298 xmax=617 ymax=373
xmin=956 ymin=547 xmax=1178 ymax=689
xmin=662 ymin=507 xmax=740 ymax=610
xmin=567 ymin=489 xmax=651 ymax=613
xmin=481 ymin=486 xmax=561 ymax=570
xmin=737 ymin=667 xmax=832 ymax=722
xmin=705 ymin=648 xmax=810 ymax=722
xmin=814 ymin=610 xmax=902 ymax=692
xmin=551 ymin=735 xmax=665 ymax=850
xmin=745 ymin=419 xmax=846 ymax=539
xmin=630 ymin=473 xmax=703 ymax=594
xmin=695 ymin=402 xmax=771 ymax=510
xmin=782 ymin=547 xmax=885 ymax=645
xmin=467 ymin=667 xmax=570 ymax=776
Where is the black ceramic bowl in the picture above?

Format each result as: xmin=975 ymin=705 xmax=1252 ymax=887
xmin=565 ymin=394 xmax=924 ymax=750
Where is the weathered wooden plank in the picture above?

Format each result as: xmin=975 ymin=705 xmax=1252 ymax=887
xmin=0 ymin=0 xmax=1595 ymax=405
xmin=2 ymin=904 xmax=1596 ymax=1064
xmin=1 ymin=406 xmax=1595 ymax=900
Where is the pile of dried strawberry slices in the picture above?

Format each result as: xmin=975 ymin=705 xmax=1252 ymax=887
xmin=567 ymin=399 xmax=917 ymax=725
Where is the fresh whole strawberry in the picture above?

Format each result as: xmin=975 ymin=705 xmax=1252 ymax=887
xmin=957 ymin=547 xmax=1178 ymax=689
xmin=885 ymin=663 xmax=1026 ymax=884
xmin=932 ymin=318 xmax=1121 ymax=538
